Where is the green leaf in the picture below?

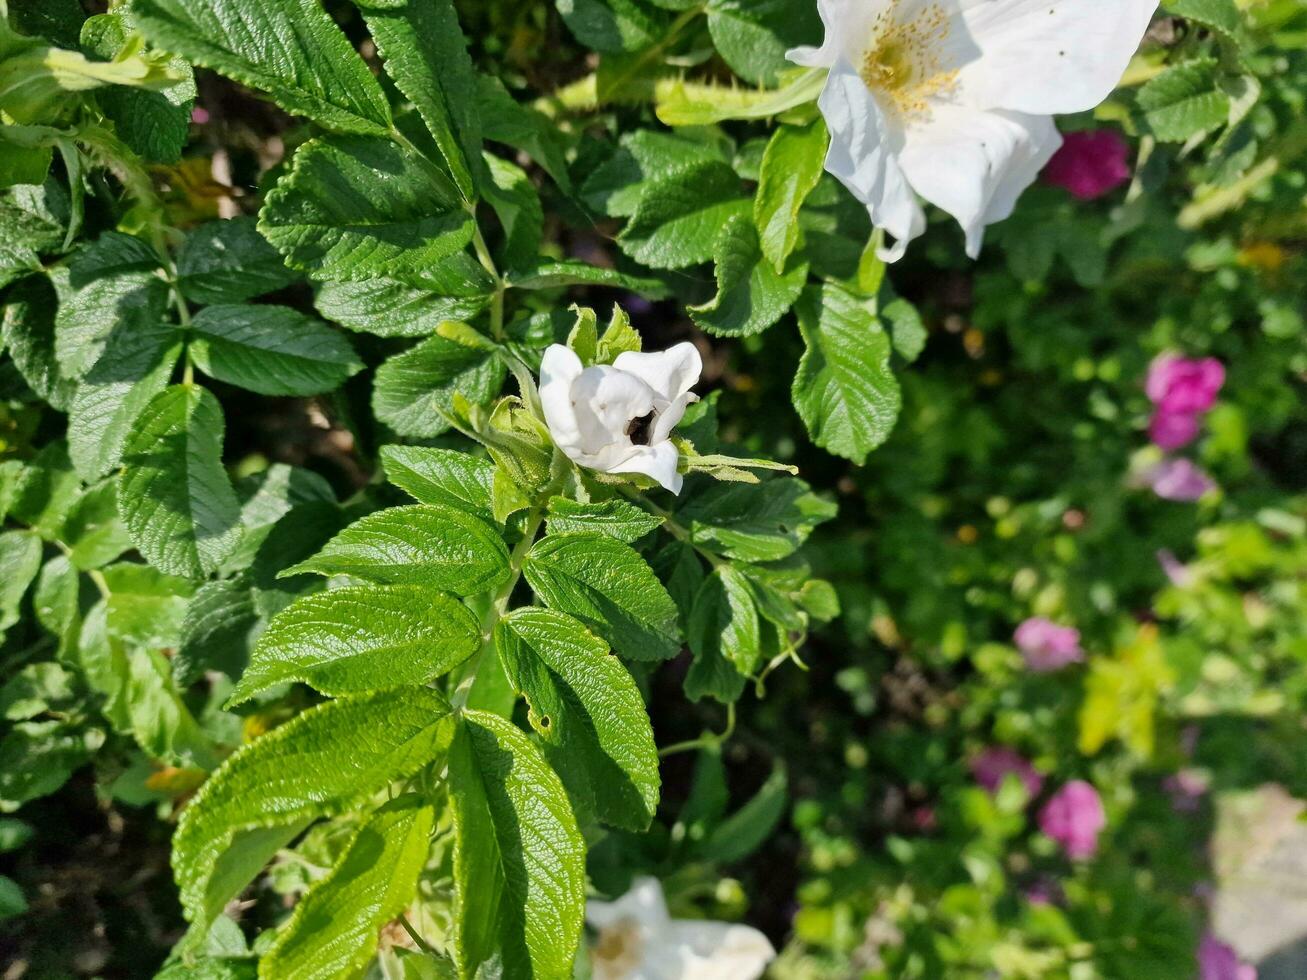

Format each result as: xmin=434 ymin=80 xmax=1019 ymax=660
xmin=68 ymin=319 xmax=182 ymax=480
xmin=1137 ymin=59 xmax=1231 ymax=142
xmin=61 ymin=479 xmax=134 ymax=570
xmin=314 ymin=266 xmax=493 ymax=338
xmin=689 ymin=214 xmax=807 ymax=338
xmin=358 ymin=0 xmax=483 ymax=202
xmin=675 ymin=477 xmax=836 ymax=563
xmin=495 ymin=608 xmax=659 ymax=830
xmin=117 ymin=384 xmax=242 ymax=579
xmin=1164 ymin=0 xmax=1245 ymax=43
xmin=175 ymin=577 xmax=259 ymax=686
xmin=0 ymin=530 xmax=42 ymax=639
xmin=2 ymin=274 xmax=75 ymax=410
xmin=618 ymin=160 xmax=748 ymax=269
xmin=484 ymin=153 xmax=543 ymax=272
xmin=686 ymin=565 xmax=760 ymax=703
xmin=582 ymin=129 xmax=729 ymax=219
xmin=705 ymin=0 xmax=820 ymax=86
xmin=262 ymin=795 xmax=435 ymax=980
xmin=557 ymin=0 xmax=666 ymax=53
xmin=172 ymin=688 xmax=454 ymax=934
xmin=229 ymin=584 xmax=480 ymax=704
xmin=0 ymin=721 xmax=102 ymax=812
xmin=8 ymin=0 xmax=85 ymax=46
xmin=132 ymin=0 xmax=392 ymax=135
xmin=81 ymin=11 xmax=196 ymax=164
xmin=285 ymin=503 xmax=510 ymax=594
xmin=187 ymin=305 xmax=363 ymax=397
xmin=449 ymin=710 xmax=586 ymax=980
xmin=176 ymin=217 xmax=298 ymax=305
xmin=478 ymin=75 xmax=573 ymax=194
xmin=882 ymin=294 xmax=926 ymax=363
xmin=545 ymin=497 xmax=663 ymax=542
xmin=381 ymin=446 xmax=495 ymax=520
xmin=259 ymin=135 xmax=474 ymax=283
xmin=33 ymin=554 xmax=82 ymax=658
xmin=0 ymin=663 xmax=77 ymax=721
xmin=701 ymin=765 xmax=786 ymax=863
xmin=792 ymin=283 xmax=902 ymax=464
xmin=373 ymin=333 xmax=506 ymax=438
xmin=524 ymin=532 xmax=681 ymax=661
xmin=754 ymin=118 xmax=828 ymax=272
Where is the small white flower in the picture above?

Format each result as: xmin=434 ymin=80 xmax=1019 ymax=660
xmin=587 ymin=877 xmax=776 ymax=980
xmin=539 ymin=342 xmax=702 ymax=495
xmin=790 ymin=0 xmax=1158 ymax=261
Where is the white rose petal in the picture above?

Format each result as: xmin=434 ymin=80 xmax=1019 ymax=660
xmin=791 ymin=0 xmax=1159 ymax=260
xmin=539 ymin=342 xmax=702 ymax=494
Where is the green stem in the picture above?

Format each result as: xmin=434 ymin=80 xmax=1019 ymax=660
xmin=452 ymin=506 xmax=545 ymax=710
xmin=397 ymin=913 xmax=437 ymax=956
xmin=619 ymin=487 xmax=723 ymax=569
xmin=658 ymin=702 xmax=736 ymax=758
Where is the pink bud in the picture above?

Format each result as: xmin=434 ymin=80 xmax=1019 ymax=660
xmin=1039 ymin=781 xmax=1105 ymax=860
xmin=1149 ymin=409 xmax=1201 ymax=451
xmin=191 ymin=106 xmax=211 ymax=125
xmin=970 ymin=747 xmax=1044 ymax=798
xmin=1014 ymin=618 xmax=1083 ymax=672
xmin=1198 ymin=933 xmax=1257 ymax=980
xmin=1146 ymin=356 xmax=1226 ymax=416
xmin=1043 ymin=130 xmax=1132 ymax=201
xmin=1150 ymin=458 xmax=1216 ymax=502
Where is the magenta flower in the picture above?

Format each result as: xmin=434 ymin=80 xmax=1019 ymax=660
xmin=1164 ymin=770 xmax=1209 ymax=814
xmin=1043 ymin=130 xmax=1132 ymax=200
xmin=1014 ymin=618 xmax=1083 ymax=672
xmin=1156 ymin=549 xmax=1193 ymax=587
xmin=1198 ymin=933 xmax=1257 ymax=980
xmin=1150 ymin=458 xmax=1217 ymax=502
xmin=1039 ymin=780 xmax=1105 ymax=860
xmin=1146 ymin=355 xmax=1226 ymax=416
xmin=971 ymin=747 xmax=1044 ymax=798
xmin=1149 ymin=409 xmax=1201 ymax=451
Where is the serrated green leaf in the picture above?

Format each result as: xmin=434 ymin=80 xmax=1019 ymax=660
xmin=373 ymin=333 xmax=506 ymax=438
xmin=618 ymin=160 xmax=748 ymax=269
xmin=686 ymin=565 xmax=760 ymax=703
xmin=176 ymin=217 xmax=298 ymax=305
xmin=675 ymin=477 xmax=836 ymax=563
xmin=0 ymin=530 xmax=41 ymax=640
xmin=132 ymin=0 xmax=392 ymax=135
xmin=261 ymin=795 xmax=435 ymax=980
xmin=1137 ymin=58 xmax=1231 ymax=142
xmin=705 ymin=0 xmax=820 ymax=86
xmin=8 ymin=0 xmax=85 ymax=46
xmin=524 ymin=532 xmax=680 ymax=661
xmin=478 ymin=75 xmax=573 ymax=194
xmin=381 ymin=446 xmax=495 ymax=520
xmin=557 ymin=0 xmax=667 ymax=53
xmin=175 ymin=577 xmax=259 ymax=687
xmin=2 ymin=274 xmax=76 ymax=410
xmin=285 ymin=504 xmax=509 ymax=594
xmin=172 ymin=689 xmax=454 ymax=937
xmin=229 ymin=584 xmax=480 ymax=704
xmin=33 ymin=554 xmax=82 ymax=658
xmin=484 ymin=153 xmax=543 ymax=272
xmin=792 ymin=283 xmax=901 ymax=464
xmin=259 ymin=135 xmax=473 ymax=283
xmin=882 ymin=294 xmax=926 ymax=362
xmin=545 ymin=497 xmax=663 ymax=542
xmin=68 ymin=319 xmax=182 ymax=480
xmin=449 ymin=710 xmax=586 ymax=980
xmin=690 ymin=214 xmax=807 ymax=338
xmin=495 ymin=607 xmax=660 ymax=830
xmin=755 ymin=118 xmax=828 ymax=272
xmin=582 ymin=129 xmax=729 ymax=219
xmin=1164 ymin=0 xmax=1244 ymax=43
xmin=187 ymin=305 xmax=363 ymax=397
xmin=0 ymin=721 xmax=102 ymax=812
xmin=359 ymin=0 xmax=483 ymax=202
xmin=60 ymin=480 xmax=134 ymax=570
xmin=314 ymin=265 xmax=493 ymax=339
xmin=117 ymin=384 xmax=242 ymax=579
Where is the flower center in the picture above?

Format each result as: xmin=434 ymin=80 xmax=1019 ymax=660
xmin=860 ymin=1 xmax=958 ymax=118
xmin=625 ymin=411 xmax=656 ymax=446
xmin=592 ymin=918 xmax=645 ymax=980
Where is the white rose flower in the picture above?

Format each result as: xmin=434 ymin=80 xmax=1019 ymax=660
xmin=587 ymin=876 xmax=776 ymax=980
xmin=539 ymin=342 xmax=702 ymax=495
xmin=789 ymin=0 xmax=1159 ymax=261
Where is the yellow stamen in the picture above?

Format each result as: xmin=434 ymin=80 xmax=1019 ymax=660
xmin=860 ymin=1 xmax=958 ymax=119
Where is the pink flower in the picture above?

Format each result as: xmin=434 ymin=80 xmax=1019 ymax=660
xmin=1198 ymin=933 xmax=1257 ymax=980
xmin=1149 ymin=409 xmax=1201 ymax=450
xmin=971 ymin=747 xmax=1044 ymax=798
xmin=1156 ymin=549 xmax=1193 ymax=587
xmin=1146 ymin=356 xmax=1226 ymax=416
xmin=1039 ymin=781 xmax=1105 ymax=860
xmin=1014 ymin=618 xmax=1083 ymax=672
xmin=1043 ymin=130 xmax=1132 ymax=200
xmin=1164 ymin=770 xmax=1209 ymax=814
xmin=1150 ymin=459 xmax=1216 ymax=502
xmin=191 ymin=106 xmax=211 ymax=125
